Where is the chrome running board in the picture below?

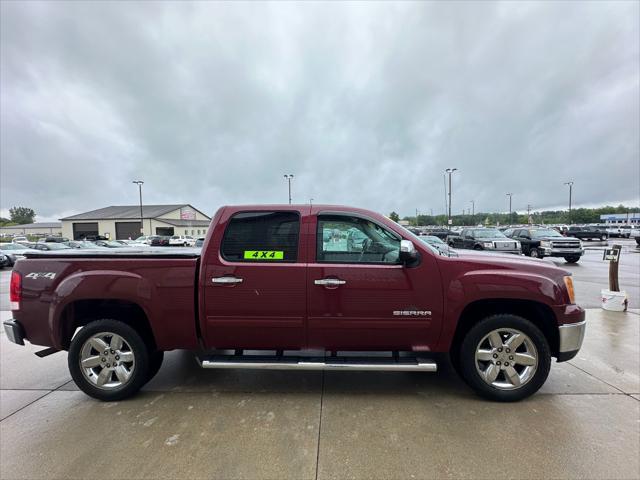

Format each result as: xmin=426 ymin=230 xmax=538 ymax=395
xmin=198 ymin=351 xmax=437 ymax=372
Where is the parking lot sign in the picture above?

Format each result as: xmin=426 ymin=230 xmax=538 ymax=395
xmin=603 ymin=248 xmax=620 ymax=262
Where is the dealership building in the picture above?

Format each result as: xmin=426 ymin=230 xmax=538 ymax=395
xmin=60 ymin=204 xmax=211 ymax=240
xmin=599 ymin=213 xmax=640 ymax=225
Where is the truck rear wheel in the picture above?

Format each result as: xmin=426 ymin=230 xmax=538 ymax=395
xmin=68 ymin=319 xmax=150 ymax=401
xmin=459 ymin=314 xmax=551 ymax=402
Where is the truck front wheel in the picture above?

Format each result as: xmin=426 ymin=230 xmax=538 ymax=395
xmin=459 ymin=314 xmax=551 ymax=402
xmin=564 ymin=255 xmax=581 ymax=263
xmin=68 ymin=319 xmax=150 ymax=401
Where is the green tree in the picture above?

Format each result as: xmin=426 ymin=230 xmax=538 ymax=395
xmin=9 ymin=207 xmax=36 ymax=224
xmin=388 ymin=211 xmax=400 ymax=222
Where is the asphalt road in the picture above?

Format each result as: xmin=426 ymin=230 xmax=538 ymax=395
xmin=0 ymin=240 xmax=638 ymax=479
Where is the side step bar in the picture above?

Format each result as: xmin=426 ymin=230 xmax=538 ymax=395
xmin=198 ymin=352 xmax=437 ymax=372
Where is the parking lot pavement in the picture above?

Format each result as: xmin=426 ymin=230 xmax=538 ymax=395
xmin=0 ymin=306 xmax=638 ymax=480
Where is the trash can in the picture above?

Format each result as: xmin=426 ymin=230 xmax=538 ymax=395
xmin=601 ymin=289 xmax=628 ymax=312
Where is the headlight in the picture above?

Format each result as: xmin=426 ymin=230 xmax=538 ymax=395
xmin=540 ymin=241 xmax=551 ymax=248
xmin=563 ymin=276 xmax=576 ymax=304
xmin=483 ymin=242 xmax=494 ymax=248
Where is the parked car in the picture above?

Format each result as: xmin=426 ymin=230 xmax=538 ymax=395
xmin=567 ymin=226 xmax=608 ymax=241
xmin=0 ymin=243 xmax=39 ymax=266
xmin=425 ymin=228 xmax=453 ymax=241
xmin=150 ymin=236 xmax=170 ymax=246
xmin=12 ymin=236 xmax=28 ymax=244
xmin=5 ymin=204 xmax=586 ymax=403
xmin=195 ymin=237 xmax=205 ymax=247
xmin=604 ymin=225 xmax=636 ymax=238
xmin=509 ymin=228 xmax=583 ymax=263
xmin=134 ymin=236 xmax=153 ymax=244
xmin=83 ymin=235 xmax=109 ymax=241
xmin=44 ymin=236 xmax=70 ymax=243
xmin=169 ymin=235 xmax=196 ymax=246
xmin=418 ymin=235 xmax=452 ymax=255
xmin=31 ymin=243 xmax=72 ymax=252
xmin=447 ymin=228 xmax=521 ymax=254
xmin=93 ymin=240 xmax=126 ymax=248
xmin=65 ymin=241 xmax=108 ymax=250
xmin=634 ymin=232 xmax=640 ymax=247
xmin=0 ymin=252 xmax=9 ymax=268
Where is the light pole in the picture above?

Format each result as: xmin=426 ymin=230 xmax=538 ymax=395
xmin=470 ymin=200 xmax=475 ymax=224
xmin=445 ymin=168 xmax=458 ymax=225
xmin=506 ymin=193 xmax=513 ymax=225
xmin=564 ymin=181 xmax=574 ymax=224
xmin=283 ymin=174 xmax=294 ymax=204
xmin=309 ymin=198 xmax=314 ymax=206
xmin=132 ymin=180 xmax=144 ymax=235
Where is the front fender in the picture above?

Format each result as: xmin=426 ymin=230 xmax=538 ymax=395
xmin=49 ymin=270 xmax=154 ymax=349
xmin=437 ymin=269 xmax=564 ymax=352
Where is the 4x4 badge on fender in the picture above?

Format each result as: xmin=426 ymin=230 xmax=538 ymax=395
xmin=25 ymin=272 xmax=56 ymax=280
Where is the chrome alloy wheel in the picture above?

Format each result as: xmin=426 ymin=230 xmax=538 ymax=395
xmin=474 ymin=328 xmax=538 ymax=390
xmin=79 ymin=332 xmax=135 ymax=389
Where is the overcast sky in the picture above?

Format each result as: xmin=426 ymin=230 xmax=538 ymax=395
xmin=1 ymin=1 xmax=638 ymax=222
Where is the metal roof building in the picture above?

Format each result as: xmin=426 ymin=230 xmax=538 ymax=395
xmin=0 ymin=222 xmax=62 ymax=237
xmin=60 ymin=204 xmax=211 ymax=240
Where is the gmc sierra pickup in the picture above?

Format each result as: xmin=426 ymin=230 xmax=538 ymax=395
xmin=4 ymin=205 xmax=586 ymax=402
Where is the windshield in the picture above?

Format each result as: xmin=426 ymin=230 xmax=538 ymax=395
xmin=531 ymin=229 xmax=563 ymax=238
xmin=472 ymin=229 xmax=505 ymax=238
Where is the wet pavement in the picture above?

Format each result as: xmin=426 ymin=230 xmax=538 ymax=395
xmin=1 ymin=307 xmax=638 ymax=479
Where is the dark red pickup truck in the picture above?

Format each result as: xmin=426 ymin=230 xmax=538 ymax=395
xmin=5 ymin=205 xmax=586 ymax=402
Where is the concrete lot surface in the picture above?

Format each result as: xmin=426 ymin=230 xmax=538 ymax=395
xmin=1 ymin=307 xmax=638 ymax=480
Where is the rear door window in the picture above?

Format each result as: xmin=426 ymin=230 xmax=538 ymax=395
xmin=221 ymin=211 xmax=300 ymax=262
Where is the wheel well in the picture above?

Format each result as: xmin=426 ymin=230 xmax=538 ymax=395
xmin=451 ymin=299 xmax=559 ymax=357
xmin=59 ymin=299 xmax=156 ymax=351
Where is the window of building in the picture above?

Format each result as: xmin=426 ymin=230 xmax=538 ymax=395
xmin=221 ymin=211 xmax=300 ymax=262
xmin=316 ymin=215 xmax=400 ymax=264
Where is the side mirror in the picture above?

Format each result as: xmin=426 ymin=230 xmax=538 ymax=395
xmin=399 ymin=239 xmax=418 ymax=263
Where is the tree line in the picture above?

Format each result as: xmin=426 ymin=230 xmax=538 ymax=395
xmin=391 ymin=204 xmax=639 ymax=226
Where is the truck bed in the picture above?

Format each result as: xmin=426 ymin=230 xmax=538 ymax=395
xmin=23 ymin=248 xmax=201 ymax=259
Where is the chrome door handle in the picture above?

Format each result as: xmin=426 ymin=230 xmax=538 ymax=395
xmin=212 ymin=276 xmax=243 ymax=284
xmin=314 ymin=278 xmax=346 ymax=286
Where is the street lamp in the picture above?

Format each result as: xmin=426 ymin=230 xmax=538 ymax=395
xmin=132 ymin=180 xmax=144 ymax=235
xmin=283 ymin=174 xmax=294 ymax=204
xmin=506 ymin=193 xmax=513 ymax=225
xmin=445 ymin=168 xmax=458 ymax=225
xmin=564 ymin=181 xmax=574 ymax=224
xmin=470 ymin=200 xmax=475 ymax=225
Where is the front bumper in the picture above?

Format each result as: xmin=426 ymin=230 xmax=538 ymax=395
xmin=538 ymin=247 xmax=584 ymax=257
xmin=557 ymin=320 xmax=586 ymax=362
xmin=3 ymin=320 xmax=25 ymax=346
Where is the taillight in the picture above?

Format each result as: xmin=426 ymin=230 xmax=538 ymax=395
xmin=9 ymin=271 xmax=22 ymax=310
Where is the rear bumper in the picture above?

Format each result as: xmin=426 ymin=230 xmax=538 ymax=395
xmin=3 ymin=320 xmax=25 ymax=346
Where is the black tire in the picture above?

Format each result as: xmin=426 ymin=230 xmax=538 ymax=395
xmin=68 ymin=319 xmax=150 ymax=401
xmin=600 ymin=235 xmax=607 ymax=241
xmin=529 ymin=248 xmax=539 ymax=258
xmin=459 ymin=314 xmax=551 ymax=402
xmin=146 ymin=350 xmax=165 ymax=383
xmin=564 ymin=255 xmax=580 ymax=263
xmin=473 ymin=245 xmax=483 ymax=250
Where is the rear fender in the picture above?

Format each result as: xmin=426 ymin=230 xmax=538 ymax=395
xmin=49 ymin=270 xmax=154 ymax=349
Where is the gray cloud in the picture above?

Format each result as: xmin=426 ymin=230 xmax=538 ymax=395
xmin=1 ymin=1 xmax=638 ymax=221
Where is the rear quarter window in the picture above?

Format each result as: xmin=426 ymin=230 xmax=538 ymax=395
xmin=221 ymin=211 xmax=300 ymax=262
